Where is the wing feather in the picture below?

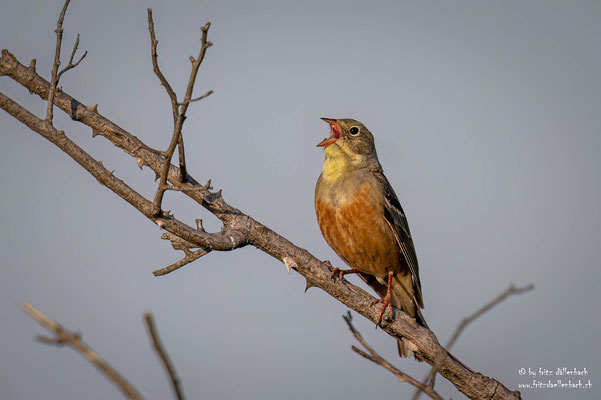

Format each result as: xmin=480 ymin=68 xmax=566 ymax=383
xmin=372 ymin=168 xmax=424 ymax=308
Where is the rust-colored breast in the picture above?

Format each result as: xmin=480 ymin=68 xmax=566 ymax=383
xmin=315 ymin=179 xmax=402 ymax=279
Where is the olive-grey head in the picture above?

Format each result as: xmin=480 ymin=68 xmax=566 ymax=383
xmin=317 ymin=118 xmax=379 ymax=168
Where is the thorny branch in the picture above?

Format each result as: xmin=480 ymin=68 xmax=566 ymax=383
xmin=22 ymin=302 xmax=144 ymax=400
xmin=46 ymin=0 xmax=70 ymax=124
xmin=145 ymin=312 xmax=185 ymax=400
xmin=343 ymin=312 xmax=443 ymax=400
xmin=0 ymin=5 xmax=529 ymax=399
xmin=411 ymin=283 xmax=535 ymax=400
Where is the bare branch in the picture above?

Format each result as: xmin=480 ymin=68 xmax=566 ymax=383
xmin=0 ymin=91 xmax=249 ymax=254
xmin=146 ymin=9 xmax=178 ymax=119
xmin=46 ymin=0 xmax=71 ymax=124
xmin=57 ymin=33 xmax=87 ymax=81
xmin=411 ymin=283 xmax=534 ymax=400
xmin=144 ymin=312 xmax=185 ymax=400
xmin=148 ymin=11 xmax=213 ymax=212
xmin=343 ymin=312 xmax=443 ymax=400
xmin=22 ymin=302 xmax=144 ymax=400
xmin=175 ymin=22 xmax=213 ymax=181
xmin=447 ymin=283 xmax=534 ymax=351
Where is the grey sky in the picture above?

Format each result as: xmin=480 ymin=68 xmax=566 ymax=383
xmin=1 ymin=1 xmax=600 ymax=399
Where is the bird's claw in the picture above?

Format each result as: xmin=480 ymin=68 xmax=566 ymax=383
xmin=323 ymin=261 xmax=360 ymax=282
xmin=371 ymin=293 xmax=393 ymax=328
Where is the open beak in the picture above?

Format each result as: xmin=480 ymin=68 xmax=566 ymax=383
xmin=317 ymin=118 xmax=342 ymax=147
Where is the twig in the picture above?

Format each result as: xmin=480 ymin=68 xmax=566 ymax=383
xmin=147 ymin=10 xmax=213 ymax=213
xmin=177 ymin=89 xmax=213 ymax=105
xmin=146 ymin=9 xmax=178 ymax=118
xmin=343 ymin=312 xmax=443 ymax=400
xmin=153 ymin=231 xmax=211 ymax=276
xmin=144 ymin=312 xmax=185 ymax=400
xmin=176 ymin=22 xmax=213 ymax=181
xmin=46 ymin=0 xmax=70 ymax=124
xmin=153 ymin=248 xmax=209 ymax=276
xmin=22 ymin=302 xmax=144 ymax=400
xmin=56 ymin=33 xmax=87 ymax=81
xmin=411 ymin=283 xmax=534 ymax=400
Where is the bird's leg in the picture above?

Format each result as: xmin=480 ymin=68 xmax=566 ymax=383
xmin=323 ymin=260 xmax=361 ymax=282
xmin=371 ymin=271 xmax=394 ymax=328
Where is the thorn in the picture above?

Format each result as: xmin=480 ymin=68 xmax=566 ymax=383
xmin=204 ymin=179 xmax=212 ymax=190
xmin=201 ymin=22 xmax=211 ymax=32
xmin=162 ymin=210 xmax=171 ymax=217
xmin=29 ymin=59 xmax=36 ymax=71
xmin=98 ymin=161 xmax=103 ymax=167
xmin=108 ymin=169 xmax=115 ymax=176
xmin=87 ymin=104 xmax=98 ymax=112
xmin=154 ymin=171 xmax=160 ymax=182
xmin=253 ymin=223 xmax=265 ymax=232
xmin=206 ymin=41 xmax=213 ymax=48
xmin=189 ymin=56 xmax=195 ymax=63
xmin=282 ymin=257 xmax=297 ymax=275
xmin=92 ymin=129 xmax=100 ymax=138
xmin=195 ymin=219 xmax=205 ymax=231
xmin=304 ymin=279 xmax=316 ymax=293
xmin=216 ymin=189 xmax=222 ymax=198
xmin=136 ymin=157 xmax=144 ymax=169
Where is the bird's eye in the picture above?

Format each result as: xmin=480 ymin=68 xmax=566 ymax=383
xmin=349 ymin=126 xmax=360 ymax=136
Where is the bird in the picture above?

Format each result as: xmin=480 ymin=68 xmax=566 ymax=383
xmin=314 ymin=117 xmax=427 ymax=358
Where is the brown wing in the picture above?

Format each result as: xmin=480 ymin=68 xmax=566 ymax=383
xmin=371 ymin=168 xmax=424 ymax=308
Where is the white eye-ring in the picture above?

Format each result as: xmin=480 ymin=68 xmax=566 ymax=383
xmin=349 ymin=126 xmax=360 ymax=136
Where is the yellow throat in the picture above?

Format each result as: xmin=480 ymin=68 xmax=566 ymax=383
xmin=321 ymin=145 xmax=353 ymax=182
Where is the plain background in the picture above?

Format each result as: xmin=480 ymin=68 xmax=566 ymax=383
xmin=1 ymin=1 xmax=599 ymax=399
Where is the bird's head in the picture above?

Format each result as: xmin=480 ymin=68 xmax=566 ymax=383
xmin=317 ymin=118 xmax=377 ymax=159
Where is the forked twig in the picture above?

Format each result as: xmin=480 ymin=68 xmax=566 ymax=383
xmin=147 ymin=9 xmax=213 ymax=214
xmin=57 ymin=33 xmax=87 ymax=81
xmin=45 ymin=0 xmax=87 ymax=125
xmin=46 ymin=0 xmax=70 ymax=123
xmin=343 ymin=312 xmax=443 ymax=400
xmin=411 ymin=283 xmax=534 ymax=400
xmin=22 ymin=302 xmax=144 ymax=400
